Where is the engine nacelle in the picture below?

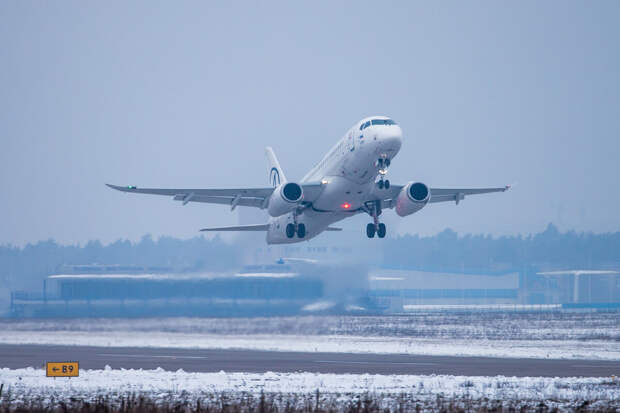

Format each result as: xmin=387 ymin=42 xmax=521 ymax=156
xmin=395 ymin=182 xmax=430 ymax=217
xmin=267 ymin=182 xmax=303 ymax=217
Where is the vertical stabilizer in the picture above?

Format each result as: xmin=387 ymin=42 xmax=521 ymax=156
xmin=265 ymin=146 xmax=287 ymax=187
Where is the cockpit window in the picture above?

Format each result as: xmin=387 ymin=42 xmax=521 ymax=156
xmin=361 ymin=119 xmax=397 ymax=130
xmin=371 ymin=118 xmax=397 ymax=126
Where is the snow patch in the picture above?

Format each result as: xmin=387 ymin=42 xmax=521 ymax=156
xmin=0 ymin=330 xmax=617 ymax=360
xmin=0 ymin=367 xmax=617 ymax=403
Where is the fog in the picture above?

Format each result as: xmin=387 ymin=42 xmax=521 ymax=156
xmin=2 ymin=224 xmax=619 ymax=314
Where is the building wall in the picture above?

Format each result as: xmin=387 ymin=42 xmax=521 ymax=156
xmin=9 ymin=273 xmax=325 ymax=318
xmin=368 ymin=269 xmax=520 ymax=311
xmin=53 ymin=276 xmax=323 ymax=301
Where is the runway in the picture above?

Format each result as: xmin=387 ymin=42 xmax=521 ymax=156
xmin=1 ymin=344 xmax=618 ymax=377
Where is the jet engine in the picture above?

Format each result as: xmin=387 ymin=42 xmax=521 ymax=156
xmin=395 ymin=182 xmax=430 ymax=217
xmin=267 ymin=182 xmax=303 ymax=217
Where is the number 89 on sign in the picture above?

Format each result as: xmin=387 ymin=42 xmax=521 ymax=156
xmin=46 ymin=362 xmax=79 ymax=377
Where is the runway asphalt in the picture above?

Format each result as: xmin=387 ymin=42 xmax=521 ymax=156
xmin=1 ymin=344 xmax=617 ymax=377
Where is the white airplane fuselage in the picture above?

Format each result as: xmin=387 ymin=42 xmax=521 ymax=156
xmin=266 ymin=116 xmax=402 ymax=244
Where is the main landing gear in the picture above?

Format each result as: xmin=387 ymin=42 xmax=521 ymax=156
xmin=366 ymin=222 xmax=386 ymax=238
xmin=285 ymin=223 xmax=306 ymax=239
xmin=285 ymin=212 xmax=306 ymax=239
xmin=365 ymin=200 xmax=386 ymax=239
xmin=376 ymin=157 xmax=391 ymax=189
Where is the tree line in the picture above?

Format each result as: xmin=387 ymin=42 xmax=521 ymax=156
xmin=1 ymin=224 xmax=619 ymax=291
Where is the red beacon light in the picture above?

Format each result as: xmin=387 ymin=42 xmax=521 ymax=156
xmin=342 ymin=202 xmax=351 ymax=209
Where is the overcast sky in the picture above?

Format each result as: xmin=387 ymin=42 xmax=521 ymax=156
xmin=1 ymin=1 xmax=619 ymax=246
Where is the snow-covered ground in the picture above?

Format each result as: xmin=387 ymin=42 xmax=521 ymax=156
xmin=3 ymin=312 xmax=617 ymax=341
xmin=0 ymin=330 xmax=618 ymax=360
xmin=1 ymin=367 xmax=618 ymax=410
xmin=3 ymin=314 xmax=617 ymax=410
xmin=1 ymin=313 xmax=618 ymax=360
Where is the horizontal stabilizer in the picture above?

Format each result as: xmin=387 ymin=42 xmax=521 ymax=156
xmin=200 ymin=224 xmax=270 ymax=232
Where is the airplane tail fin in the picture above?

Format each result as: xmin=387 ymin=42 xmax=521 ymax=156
xmin=265 ymin=146 xmax=287 ymax=187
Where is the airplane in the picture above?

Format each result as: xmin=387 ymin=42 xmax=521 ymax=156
xmin=107 ymin=116 xmax=510 ymax=244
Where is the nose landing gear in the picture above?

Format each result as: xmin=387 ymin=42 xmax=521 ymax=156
xmin=376 ymin=156 xmax=391 ymax=190
xmin=377 ymin=179 xmax=390 ymax=189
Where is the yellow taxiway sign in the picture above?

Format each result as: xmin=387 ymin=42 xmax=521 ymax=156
xmin=46 ymin=361 xmax=79 ymax=377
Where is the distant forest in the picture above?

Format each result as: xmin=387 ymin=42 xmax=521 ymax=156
xmin=1 ymin=224 xmax=620 ymax=291
xmin=382 ymin=224 xmax=620 ymax=273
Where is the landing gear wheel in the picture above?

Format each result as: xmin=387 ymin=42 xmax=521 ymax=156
xmin=286 ymin=223 xmax=295 ymax=238
xmin=377 ymin=223 xmax=386 ymax=238
xmin=377 ymin=180 xmax=384 ymax=189
xmin=384 ymin=180 xmax=390 ymax=189
xmin=366 ymin=223 xmax=376 ymax=238
xmin=297 ymin=223 xmax=306 ymax=238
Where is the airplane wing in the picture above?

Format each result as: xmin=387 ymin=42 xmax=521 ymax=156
xmin=106 ymin=183 xmax=323 ymax=210
xmin=382 ymin=185 xmax=510 ymax=207
xmin=427 ymin=186 xmax=510 ymax=204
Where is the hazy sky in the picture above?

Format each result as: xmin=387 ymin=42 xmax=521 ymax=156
xmin=1 ymin=1 xmax=619 ymax=246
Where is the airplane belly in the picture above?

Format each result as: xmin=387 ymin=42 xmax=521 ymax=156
xmin=266 ymin=210 xmax=345 ymax=244
xmin=311 ymin=176 xmax=371 ymax=211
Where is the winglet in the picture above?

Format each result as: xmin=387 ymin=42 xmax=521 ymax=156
xmin=504 ymin=182 xmax=517 ymax=192
xmin=106 ymin=183 xmax=138 ymax=193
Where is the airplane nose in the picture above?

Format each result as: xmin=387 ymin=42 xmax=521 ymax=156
xmin=379 ymin=126 xmax=403 ymax=152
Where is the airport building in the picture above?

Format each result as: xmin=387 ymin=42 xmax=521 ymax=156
xmin=8 ymin=263 xmax=620 ymax=317
xmin=367 ymin=269 xmax=520 ymax=311
xmin=9 ymin=264 xmax=324 ymax=318
xmin=526 ymin=270 xmax=620 ymax=306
